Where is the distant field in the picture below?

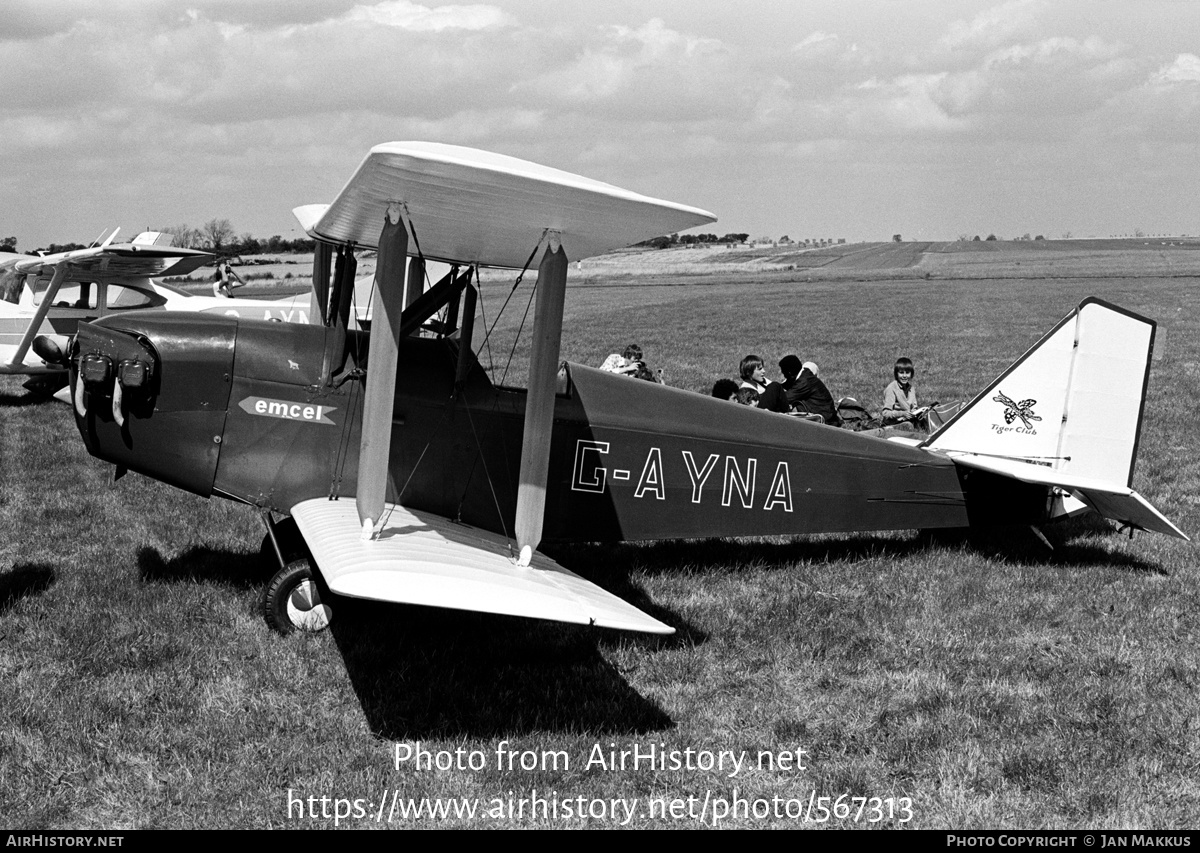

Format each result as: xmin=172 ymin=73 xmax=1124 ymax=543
xmin=175 ymin=237 xmax=1200 ymax=296
xmin=2 ymin=245 xmax=1199 ymax=829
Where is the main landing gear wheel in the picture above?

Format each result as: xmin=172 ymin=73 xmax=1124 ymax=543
xmin=263 ymin=559 xmax=333 ymax=634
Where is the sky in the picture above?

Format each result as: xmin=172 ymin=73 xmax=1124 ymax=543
xmin=2 ymin=0 xmax=1198 ymax=250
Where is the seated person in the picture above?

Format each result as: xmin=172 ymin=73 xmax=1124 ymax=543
xmin=711 ymin=378 xmax=739 ymax=401
xmin=738 ymin=354 xmax=768 ymax=404
xmin=735 ymin=387 xmax=759 ymax=406
xmin=599 ymin=352 xmax=636 ymax=374
xmin=601 ymin=343 xmax=662 ymax=382
xmin=760 ymin=355 xmax=838 ymax=424
xmin=882 ymin=357 xmax=929 ymax=427
xmin=623 ymin=343 xmax=662 ymax=383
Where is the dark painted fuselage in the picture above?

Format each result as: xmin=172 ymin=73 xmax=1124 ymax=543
xmin=72 ymin=313 xmax=1050 ymax=542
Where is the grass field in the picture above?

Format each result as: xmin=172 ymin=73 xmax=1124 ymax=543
xmin=2 ymin=241 xmax=1199 ymax=829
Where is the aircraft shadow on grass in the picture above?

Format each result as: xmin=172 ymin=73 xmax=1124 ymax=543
xmin=544 ymin=511 xmax=1166 ymax=577
xmin=327 ymin=604 xmax=676 ymax=739
xmin=134 ymin=542 xmax=681 ymax=738
xmin=137 ymin=545 xmax=274 ymax=590
xmin=303 ymin=520 xmax=1161 ymax=738
xmin=0 ymin=388 xmax=50 ymax=407
xmin=0 ymin=563 xmax=56 ymax=613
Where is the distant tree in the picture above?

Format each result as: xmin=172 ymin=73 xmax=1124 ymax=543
xmin=235 ymin=232 xmax=261 ymax=255
xmin=986 ymin=234 xmax=998 ymax=241
xmin=1061 ymin=231 xmax=1073 ymax=239
xmin=202 ymin=218 xmax=236 ymax=253
xmin=1021 ymin=233 xmax=1031 ymax=241
xmin=779 ymin=235 xmax=792 ymax=244
xmin=1034 ymin=235 xmax=1045 ymax=240
xmin=0 ymin=236 xmax=16 ymax=253
xmin=892 ymin=234 xmax=902 ymax=242
xmin=973 ymin=235 xmax=981 ymax=241
xmin=159 ymin=224 xmax=203 ymax=249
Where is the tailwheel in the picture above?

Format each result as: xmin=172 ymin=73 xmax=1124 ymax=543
xmin=263 ymin=559 xmax=333 ymax=634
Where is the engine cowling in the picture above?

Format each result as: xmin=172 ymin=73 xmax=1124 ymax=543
xmin=72 ymin=313 xmax=237 ymax=496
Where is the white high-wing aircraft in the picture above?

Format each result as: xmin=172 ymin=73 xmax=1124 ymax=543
xmin=0 ymin=229 xmax=315 ymax=380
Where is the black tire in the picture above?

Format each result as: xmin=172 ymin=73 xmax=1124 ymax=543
xmin=262 ymin=558 xmax=334 ymax=635
xmin=261 ymin=516 xmax=304 ymax=571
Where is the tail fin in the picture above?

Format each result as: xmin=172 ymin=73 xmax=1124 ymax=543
xmin=925 ymin=298 xmax=1187 ymax=540
xmin=131 ymin=231 xmax=177 ymax=247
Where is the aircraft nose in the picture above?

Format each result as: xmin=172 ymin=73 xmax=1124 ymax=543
xmin=71 ymin=313 xmax=237 ymax=496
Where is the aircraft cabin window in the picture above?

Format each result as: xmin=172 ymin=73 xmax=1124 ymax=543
xmin=107 ymin=285 xmax=164 ymax=310
xmin=33 ymin=281 xmax=98 ymax=310
xmin=0 ymin=270 xmax=20 ymax=304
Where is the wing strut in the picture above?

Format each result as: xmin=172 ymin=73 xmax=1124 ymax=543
xmin=356 ymin=207 xmax=408 ymax=537
xmin=454 ymin=281 xmax=478 ymax=388
xmin=310 ymin=241 xmax=332 ymax=326
xmin=9 ymin=263 xmax=68 ymax=368
xmin=514 ymin=236 xmax=567 ymax=565
xmin=405 ymin=257 xmax=424 ymax=311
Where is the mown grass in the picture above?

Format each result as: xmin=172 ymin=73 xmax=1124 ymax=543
xmin=1 ymin=249 xmax=1198 ymax=829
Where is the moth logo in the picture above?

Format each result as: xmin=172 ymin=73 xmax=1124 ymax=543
xmin=992 ymin=391 xmax=1041 ymax=430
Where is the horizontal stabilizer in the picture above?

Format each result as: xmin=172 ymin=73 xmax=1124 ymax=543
xmin=290 ymin=498 xmax=674 ymax=634
xmin=942 ymin=452 xmax=1187 ymax=540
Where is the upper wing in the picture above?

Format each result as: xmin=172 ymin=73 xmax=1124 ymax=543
xmin=13 ymin=238 xmax=213 ymax=281
xmin=290 ymin=498 xmax=674 ymax=634
xmin=293 ymin=141 xmax=716 ymax=269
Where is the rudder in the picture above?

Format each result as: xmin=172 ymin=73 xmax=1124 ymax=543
xmin=924 ymin=298 xmax=1154 ymax=488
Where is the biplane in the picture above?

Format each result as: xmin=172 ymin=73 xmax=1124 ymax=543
xmin=1 ymin=229 xmax=314 ymax=384
xmin=54 ymin=142 xmax=1187 ymax=637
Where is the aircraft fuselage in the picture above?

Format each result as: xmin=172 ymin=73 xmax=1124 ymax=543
xmin=72 ymin=313 xmax=1051 ymax=543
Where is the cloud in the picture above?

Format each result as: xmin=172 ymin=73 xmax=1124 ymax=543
xmin=848 ymin=74 xmax=966 ymax=135
xmin=1153 ymin=53 xmax=1200 ymax=85
xmin=517 ymin=18 xmax=737 ymax=121
xmin=928 ymin=36 xmax=1138 ymax=126
xmin=940 ymin=0 xmax=1041 ymax=50
xmin=343 ymin=0 xmax=513 ymax=31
